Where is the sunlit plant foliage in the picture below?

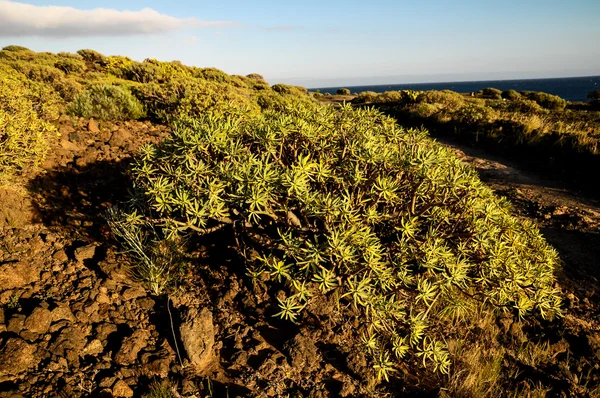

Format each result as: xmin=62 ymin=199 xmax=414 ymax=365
xmin=120 ymin=100 xmax=561 ymax=378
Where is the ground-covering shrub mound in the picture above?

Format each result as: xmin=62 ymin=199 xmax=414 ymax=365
xmin=0 ymin=66 xmax=59 ymax=182
xmin=521 ymin=91 xmax=567 ymax=110
xmin=68 ymin=83 xmax=145 ymax=120
xmin=337 ymin=88 xmax=351 ymax=95
xmin=118 ymin=102 xmax=561 ymax=380
xmin=477 ymin=87 xmax=502 ymax=99
xmin=130 ymin=78 xmax=260 ymax=123
xmin=501 ymin=89 xmax=521 ymax=100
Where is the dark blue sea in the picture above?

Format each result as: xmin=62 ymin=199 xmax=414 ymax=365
xmin=312 ymin=75 xmax=600 ymax=102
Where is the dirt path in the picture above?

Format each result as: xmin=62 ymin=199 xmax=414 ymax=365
xmin=439 ymin=137 xmax=600 ymax=291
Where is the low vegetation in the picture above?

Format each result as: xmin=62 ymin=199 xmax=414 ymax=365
xmin=68 ymin=83 xmax=145 ymax=120
xmin=113 ymin=99 xmax=561 ymax=383
xmin=0 ymin=64 xmax=59 ymax=184
xmin=2 ymin=45 xmax=599 ymax=395
xmin=350 ymin=88 xmax=600 ymax=190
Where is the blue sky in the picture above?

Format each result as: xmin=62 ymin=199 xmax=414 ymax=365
xmin=1 ymin=0 xmax=599 ymax=87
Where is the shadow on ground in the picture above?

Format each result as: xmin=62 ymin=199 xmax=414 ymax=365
xmin=27 ymin=159 xmax=133 ymax=240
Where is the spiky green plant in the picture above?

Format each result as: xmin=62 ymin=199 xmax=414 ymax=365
xmin=68 ymin=83 xmax=145 ymax=121
xmin=116 ymin=100 xmax=561 ymax=379
xmin=0 ymin=65 xmax=59 ymax=183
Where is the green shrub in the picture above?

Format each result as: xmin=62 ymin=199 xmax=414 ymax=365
xmin=54 ymin=58 xmax=85 ymax=74
xmin=353 ymin=91 xmax=379 ymax=104
xmin=271 ymin=83 xmax=308 ymax=96
xmin=501 ymin=90 xmax=521 ymax=100
xmin=193 ymin=67 xmax=230 ymax=83
xmin=453 ymin=103 xmax=500 ymax=125
xmin=522 ymin=91 xmax=566 ymax=110
xmin=2 ymin=45 xmax=32 ymax=53
xmin=77 ymin=49 xmax=107 ymax=70
xmin=477 ymin=88 xmax=502 ymax=100
xmin=505 ymin=98 xmax=543 ymax=113
xmin=337 ymin=88 xmax=351 ymax=95
xmin=246 ymin=73 xmax=265 ymax=81
xmin=119 ymin=102 xmax=561 ymax=380
xmin=130 ymin=78 xmax=259 ymax=123
xmin=68 ymin=84 xmax=145 ymax=120
xmin=588 ymin=90 xmax=600 ymax=107
xmin=0 ymin=67 xmax=58 ymax=182
xmin=11 ymin=62 xmax=63 ymax=83
xmin=413 ymin=102 xmax=442 ymax=118
xmin=376 ymin=91 xmax=404 ymax=103
xmin=417 ymin=90 xmax=465 ymax=110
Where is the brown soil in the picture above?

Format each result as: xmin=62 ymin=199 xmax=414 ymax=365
xmin=1 ymin=115 xmax=599 ymax=397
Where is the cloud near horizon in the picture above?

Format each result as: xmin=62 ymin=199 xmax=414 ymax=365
xmin=0 ymin=1 xmax=235 ymax=37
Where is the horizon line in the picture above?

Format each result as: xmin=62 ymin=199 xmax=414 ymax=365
xmin=306 ymin=73 xmax=600 ymax=90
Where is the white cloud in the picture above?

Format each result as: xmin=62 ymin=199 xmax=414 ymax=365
xmin=0 ymin=1 xmax=234 ymax=37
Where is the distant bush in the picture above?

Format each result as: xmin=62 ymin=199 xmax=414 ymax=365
xmin=353 ymin=91 xmax=379 ymax=104
xmin=337 ymin=88 xmax=351 ymax=95
xmin=417 ymin=90 xmax=465 ymax=110
xmin=11 ymin=62 xmax=63 ymax=83
xmin=413 ymin=102 xmax=442 ymax=118
xmin=57 ymin=52 xmax=83 ymax=60
xmin=193 ymin=67 xmax=230 ymax=83
xmin=77 ymin=49 xmax=107 ymax=70
xmin=131 ymin=78 xmax=258 ymax=123
xmin=453 ymin=103 xmax=499 ymax=125
xmin=377 ymin=91 xmax=403 ymax=103
xmin=477 ymin=88 xmax=502 ymax=99
xmin=2 ymin=45 xmax=33 ymax=53
xmin=271 ymin=83 xmax=309 ymax=96
xmin=54 ymin=57 xmax=85 ymax=74
xmin=588 ymin=90 xmax=600 ymax=107
xmin=118 ymin=102 xmax=561 ymax=381
xmin=0 ymin=66 xmax=58 ymax=182
xmin=68 ymin=84 xmax=145 ymax=121
xmin=501 ymin=90 xmax=521 ymax=100
xmin=246 ymin=73 xmax=265 ymax=81
xmin=505 ymin=98 xmax=543 ymax=113
xmin=521 ymin=91 xmax=566 ymax=110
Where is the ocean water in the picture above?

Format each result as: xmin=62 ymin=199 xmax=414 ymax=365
xmin=312 ymin=75 xmax=600 ymax=102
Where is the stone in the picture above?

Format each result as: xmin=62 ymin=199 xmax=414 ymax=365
xmin=112 ymin=380 xmax=134 ymax=398
xmin=59 ymin=140 xmax=83 ymax=152
xmin=136 ymin=297 xmax=155 ymax=311
xmin=58 ymin=114 xmax=71 ymax=123
xmin=83 ymin=339 xmax=104 ymax=355
xmin=109 ymin=129 xmax=132 ymax=147
xmin=179 ymin=307 xmax=215 ymax=374
xmin=94 ymin=323 xmax=118 ymax=341
xmin=51 ymin=304 xmax=76 ymax=323
xmin=49 ymin=326 xmax=87 ymax=360
xmin=122 ymin=287 xmax=146 ymax=301
xmin=147 ymin=357 xmax=171 ymax=378
xmin=114 ymin=329 xmax=150 ymax=365
xmin=75 ymin=153 xmax=98 ymax=168
xmin=0 ymin=261 xmax=41 ymax=291
xmin=99 ymin=377 xmax=116 ymax=389
xmin=96 ymin=292 xmax=111 ymax=304
xmin=7 ymin=315 xmax=26 ymax=334
xmin=24 ymin=307 xmax=52 ymax=335
xmin=0 ymin=338 xmax=37 ymax=379
xmin=74 ymin=245 xmax=96 ymax=263
xmin=88 ymin=119 xmax=99 ymax=133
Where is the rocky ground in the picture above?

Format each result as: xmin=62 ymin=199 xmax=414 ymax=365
xmin=0 ymin=117 xmax=375 ymax=398
xmin=1 ymin=116 xmax=599 ymax=397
